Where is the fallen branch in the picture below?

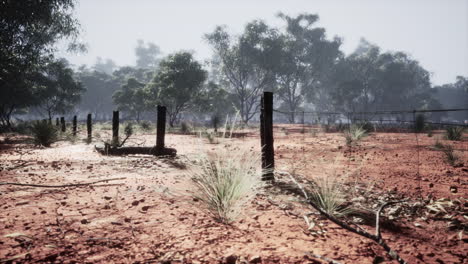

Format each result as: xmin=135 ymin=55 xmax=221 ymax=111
xmin=285 ymin=172 xmax=408 ymax=264
xmin=0 ymin=177 xmax=126 ymax=188
xmin=305 ymin=252 xmax=343 ymax=264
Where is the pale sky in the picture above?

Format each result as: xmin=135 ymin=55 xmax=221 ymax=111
xmin=59 ymin=0 xmax=468 ymax=85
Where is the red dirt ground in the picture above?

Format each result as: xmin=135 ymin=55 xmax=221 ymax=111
xmin=0 ymin=125 xmax=466 ymax=264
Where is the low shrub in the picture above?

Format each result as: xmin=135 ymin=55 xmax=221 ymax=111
xmin=140 ymin=121 xmax=152 ymax=131
xmin=345 ymin=124 xmax=367 ymax=146
xmin=190 ymin=148 xmax=262 ymax=223
xmin=31 ymin=121 xmax=58 ymax=147
xmin=441 ymin=144 xmax=460 ymax=166
xmin=445 ymin=126 xmax=464 ymax=141
xmin=180 ymin=121 xmax=191 ymax=134
xmin=414 ymin=114 xmax=425 ymax=133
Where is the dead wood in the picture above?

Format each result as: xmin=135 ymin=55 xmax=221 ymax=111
xmin=0 ymin=177 xmax=126 ymax=188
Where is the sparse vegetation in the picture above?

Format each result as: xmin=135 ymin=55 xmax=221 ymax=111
xmin=307 ymin=176 xmax=353 ymax=218
xmin=345 ymin=124 xmax=367 ymax=145
xmin=140 ymin=121 xmax=152 ymax=131
xmin=414 ymin=114 xmax=425 ymax=133
xmin=30 ymin=121 xmax=58 ymax=147
xmin=190 ymin=148 xmax=262 ymax=223
xmin=441 ymin=144 xmax=460 ymax=166
xmin=180 ymin=121 xmax=191 ymax=134
xmin=445 ymin=126 xmax=464 ymax=141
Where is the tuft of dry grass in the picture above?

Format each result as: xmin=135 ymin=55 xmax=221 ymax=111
xmin=189 ymin=148 xmax=263 ymax=223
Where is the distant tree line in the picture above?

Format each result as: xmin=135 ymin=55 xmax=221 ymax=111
xmin=1 ymin=1 xmax=467 ymax=129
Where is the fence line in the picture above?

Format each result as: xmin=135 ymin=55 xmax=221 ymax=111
xmin=273 ymin=108 xmax=468 ymax=115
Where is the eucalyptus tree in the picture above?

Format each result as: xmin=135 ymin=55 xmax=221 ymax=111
xmin=113 ymin=78 xmax=148 ymax=122
xmin=274 ymin=13 xmax=342 ymax=122
xmin=205 ymin=21 xmax=279 ymax=123
xmin=146 ymin=52 xmax=207 ymax=127
xmin=36 ymin=59 xmax=84 ymax=120
xmin=0 ymin=0 xmax=82 ymax=127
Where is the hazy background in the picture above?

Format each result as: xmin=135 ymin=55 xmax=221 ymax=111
xmin=58 ymin=0 xmax=468 ymax=86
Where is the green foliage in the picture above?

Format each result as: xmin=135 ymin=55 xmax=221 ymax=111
xmin=135 ymin=40 xmax=161 ymax=69
xmin=146 ymin=52 xmax=207 ymax=127
xmin=139 ymin=121 xmax=152 ymax=131
xmin=190 ymin=149 xmax=262 ymax=223
xmin=345 ymin=124 xmax=367 ymax=145
xmin=31 ymin=121 xmax=58 ymax=147
xmin=445 ymin=126 xmax=464 ymax=141
xmin=0 ymin=0 xmax=81 ymax=127
xmin=36 ymin=59 xmax=85 ymax=119
xmin=414 ymin=114 xmax=425 ymax=133
xmin=113 ymin=78 xmax=148 ymax=121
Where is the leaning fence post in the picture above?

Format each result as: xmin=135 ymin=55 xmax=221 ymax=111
xmin=87 ymin=113 xmax=92 ymax=142
xmin=156 ymin=105 xmax=166 ymax=151
xmin=72 ymin=115 xmax=77 ymax=136
xmin=60 ymin=117 xmax=66 ymax=132
xmin=260 ymin=91 xmax=274 ymax=181
xmin=112 ymin=111 xmax=119 ymax=145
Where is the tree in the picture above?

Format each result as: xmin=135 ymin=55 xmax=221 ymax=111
xmin=0 ymin=0 xmax=81 ymax=127
xmin=113 ymin=78 xmax=148 ymax=122
xmin=135 ymin=40 xmax=161 ymax=69
xmin=93 ymin=57 xmax=117 ymax=74
xmin=328 ymin=39 xmax=434 ymax=120
xmin=432 ymin=76 xmax=468 ymax=122
xmin=146 ymin=52 xmax=207 ymax=127
xmin=206 ymin=21 xmax=278 ymax=123
xmin=274 ymin=13 xmax=342 ymax=123
xmin=36 ymin=59 xmax=84 ymax=120
xmin=76 ymin=67 xmax=119 ymax=120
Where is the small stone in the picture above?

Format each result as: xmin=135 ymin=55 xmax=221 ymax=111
xmin=81 ymin=219 xmax=89 ymax=224
xmin=249 ymin=256 xmax=262 ymax=263
xmin=450 ymin=186 xmax=458 ymax=193
xmin=429 ymin=183 xmax=434 ymax=188
xmin=131 ymin=200 xmax=139 ymax=206
xmin=225 ymin=255 xmax=237 ymax=264
xmin=141 ymin=205 xmax=150 ymax=211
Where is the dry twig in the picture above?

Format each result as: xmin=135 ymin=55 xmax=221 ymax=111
xmin=0 ymin=177 xmax=126 ymax=188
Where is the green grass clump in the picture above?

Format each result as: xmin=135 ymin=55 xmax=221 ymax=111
xmin=445 ymin=126 xmax=464 ymax=141
xmin=31 ymin=121 xmax=58 ymax=147
xmin=345 ymin=124 xmax=367 ymax=146
xmin=190 ymin=148 xmax=262 ymax=223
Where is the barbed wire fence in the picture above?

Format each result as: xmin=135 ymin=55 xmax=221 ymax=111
xmin=270 ymin=107 xmax=467 ymax=198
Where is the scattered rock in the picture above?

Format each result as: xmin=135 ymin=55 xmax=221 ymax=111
xmin=81 ymin=219 xmax=89 ymax=224
xmin=225 ymin=254 xmax=237 ymax=264
xmin=131 ymin=200 xmax=140 ymax=206
xmin=249 ymin=256 xmax=262 ymax=263
xmin=450 ymin=186 xmax=458 ymax=193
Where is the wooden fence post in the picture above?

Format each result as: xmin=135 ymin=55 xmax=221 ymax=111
xmin=72 ymin=115 xmax=77 ymax=136
xmin=156 ymin=105 xmax=166 ymax=151
xmin=112 ymin=111 xmax=119 ymax=145
xmin=87 ymin=114 xmax=92 ymax=142
xmin=56 ymin=117 xmax=60 ymax=127
xmin=60 ymin=117 xmax=66 ymax=132
xmin=260 ymin=91 xmax=274 ymax=181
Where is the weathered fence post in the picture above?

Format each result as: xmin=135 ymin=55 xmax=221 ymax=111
xmin=112 ymin=111 xmax=119 ymax=145
xmin=87 ymin=113 xmax=92 ymax=142
xmin=156 ymin=105 xmax=166 ymax=151
xmin=260 ymin=91 xmax=274 ymax=181
xmin=72 ymin=115 xmax=77 ymax=136
xmin=56 ymin=117 xmax=60 ymax=127
xmin=60 ymin=117 xmax=66 ymax=132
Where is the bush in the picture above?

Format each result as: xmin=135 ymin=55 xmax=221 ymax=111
xmin=345 ymin=124 xmax=367 ymax=146
xmin=441 ymin=144 xmax=459 ymax=166
xmin=180 ymin=121 xmax=191 ymax=134
xmin=414 ymin=114 xmax=425 ymax=133
xmin=140 ymin=121 xmax=152 ymax=131
xmin=31 ymin=121 xmax=58 ymax=147
xmin=190 ymin=148 xmax=262 ymax=223
xmin=445 ymin=126 xmax=464 ymax=141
